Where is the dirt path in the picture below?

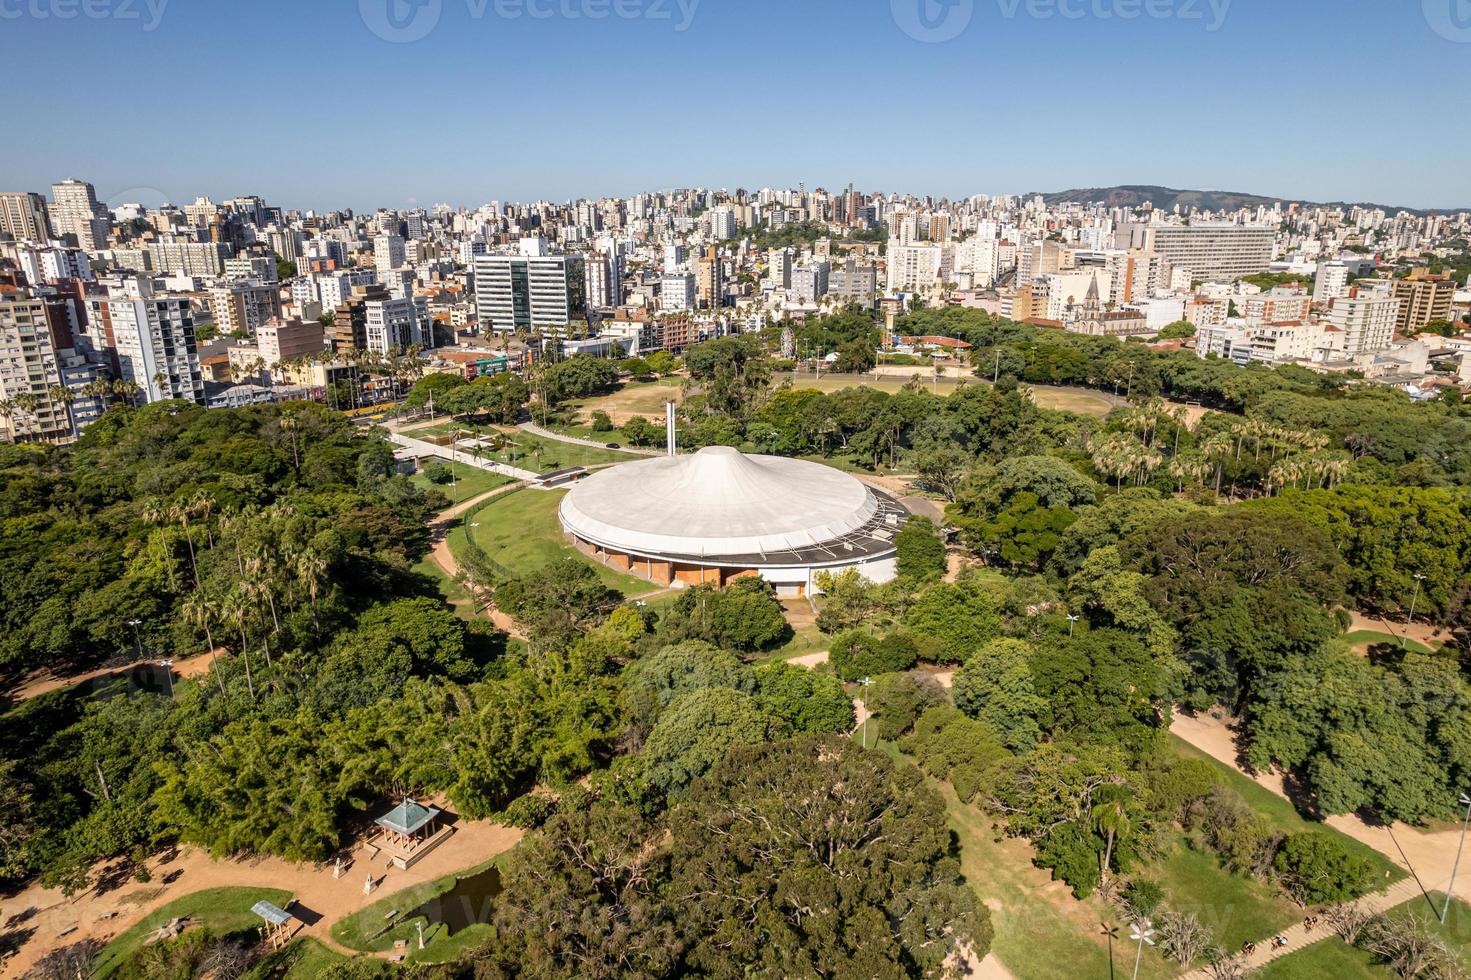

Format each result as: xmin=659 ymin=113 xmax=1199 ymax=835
xmin=427 ymin=484 xmax=528 ymax=642
xmin=1346 ymin=609 xmax=1450 ymax=649
xmin=1170 ymin=711 xmax=1468 ymax=898
xmin=1 ymin=821 xmax=522 ymax=978
xmin=7 ymin=648 xmax=223 ymax=707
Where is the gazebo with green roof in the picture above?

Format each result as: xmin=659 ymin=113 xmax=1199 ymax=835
xmin=374 ymin=797 xmax=442 ymax=851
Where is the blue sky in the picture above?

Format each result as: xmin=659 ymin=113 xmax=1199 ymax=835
xmin=2 ymin=0 xmax=1467 ymax=211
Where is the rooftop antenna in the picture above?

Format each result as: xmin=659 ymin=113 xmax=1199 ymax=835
xmin=666 ymin=400 xmax=677 ymax=457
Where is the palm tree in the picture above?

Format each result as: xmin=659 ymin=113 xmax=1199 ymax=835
xmin=48 ymin=385 xmax=78 ymax=441
xmin=224 ymin=589 xmax=257 ymax=700
xmin=182 ymin=592 xmax=229 ymax=701
xmin=0 ymin=398 xmax=15 ymax=443
xmin=1092 ymin=786 xmax=1132 ymax=891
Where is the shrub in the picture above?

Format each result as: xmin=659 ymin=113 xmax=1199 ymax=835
xmin=501 ymin=794 xmax=555 ymax=829
xmin=422 ymin=461 xmax=453 ymax=484
xmin=591 ymin=410 xmax=614 ymax=432
xmin=1273 ymin=831 xmax=1372 ymax=905
xmin=867 ymin=671 xmax=949 ymax=740
xmin=829 ymin=630 xmax=920 ymax=682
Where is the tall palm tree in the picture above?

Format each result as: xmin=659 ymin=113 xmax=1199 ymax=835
xmin=182 ymin=592 xmax=229 ymax=701
xmin=0 ymin=398 xmax=15 ymax=443
xmin=224 ymin=589 xmax=257 ymax=700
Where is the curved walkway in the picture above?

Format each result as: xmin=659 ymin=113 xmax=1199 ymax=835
xmin=518 ymin=420 xmax=661 ymax=456
xmin=6 ymin=648 xmax=221 ymax=707
xmin=426 ymin=483 xmax=528 ymax=641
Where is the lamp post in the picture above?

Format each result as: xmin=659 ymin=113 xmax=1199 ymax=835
xmin=1443 ymin=793 xmax=1471 ymax=924
xmin=159 ymin=659 xmax=175 ymax=697
xmin=127 ymin=618 xmax=143 ymax=659
xmin=1129 ymin=920 xmax=1155 ymax=980
xmin=1405 ymin=573 xmax=1428 ymax=648
xmin=858 ymin=676 xmax=873 ymax=749
xmin=1067 ymin=614 xmax=1080 ymax=637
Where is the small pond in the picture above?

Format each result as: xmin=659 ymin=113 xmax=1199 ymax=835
xmin=412 ymin=865 xmax=503 ymax=936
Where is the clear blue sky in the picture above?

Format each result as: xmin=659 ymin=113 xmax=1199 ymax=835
xmin=3 ymin=0 xmax=1467 ymax=211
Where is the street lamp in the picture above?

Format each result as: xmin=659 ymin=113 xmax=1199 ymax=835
xmin=127 ymin=619 xmax=143 ymax=659
xmin=159 ymin=659 xmax=175 ymax=697
xmin=1400 ymin=573 xmax=1423 ymax=647
xmin=858 ymin=676 xmax=874 ymax=749
xmin=1067 ymin=614 xmax=1080 ymax=637
xmin=1129 ymin=920 xmax=1155 ymax=980
xmin=1443 ymin=792 xmax=1471 ymax=924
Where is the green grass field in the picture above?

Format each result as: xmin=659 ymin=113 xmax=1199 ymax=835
xmin=244 ymin=936 xmax=366 ymax=979
xmin=772 ymin=373 xmax=1116 ymax=418
xmin=1147 ymin=839 xmax=1299 ymax=953
xmin=1342 ymin=629 xmax=1438 ymax=656
xmin=450 ymin=488 xmax=656 ymax=597
xmin=95 ymin=886 xmax=292 ymax=977
xmin=409 ymin=459 xmax=515 ymax=503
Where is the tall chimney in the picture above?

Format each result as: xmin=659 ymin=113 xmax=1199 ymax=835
xmin=666 ymin=401 xmax=677 ymax=456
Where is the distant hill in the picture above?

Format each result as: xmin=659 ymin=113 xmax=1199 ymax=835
xmin=1031 ymin=184 xmax=1465 ymax=217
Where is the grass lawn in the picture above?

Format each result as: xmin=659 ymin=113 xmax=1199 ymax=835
xmin=328 ymin=856 xmax=506 ymax=964
xmin=1168 ymin=734 xmax=1404 ymax=882
xmin=564 ymin=378 xmax=684 ymax=424
xmin=1029 ymin=386 xmax=1115 ymax=418
xmin=1259 ymin=937 xmax=1381 ymax=979
xmin=95 ymin=886 xmax=292 ymax=977
xmin=450 ymin=488 xmax=656 ymax=597
xmin=1147 ymin=838 xmax=1299 ymax=952
xmin=411 ymin=553 xmax=477 ymax=620
xmin=244 ymin=936 xmax=368 ymax=980
xmin=409 ymin=459 xmax=514 ymax=503
xmin=1342 ymin=629 xmax=1438 ymax=656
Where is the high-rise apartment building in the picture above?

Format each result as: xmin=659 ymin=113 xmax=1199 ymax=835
xmin=790 ymin=260 xmax=830 ymax=304
xmin=0 ymin=287 xmax=70 ymax=441
xmin=49 ymin=179 xmax=111 ymax=253
xmin=1327 ymin=289 xmax=1401 ymax=354
xmin=365 ymin=294 xmax=430 ymax=353
xmin=0 ymin=192 xmax=54 ymax=242
xmin=1391 ymin=273 xmax=1456 ymax=334
xmin=472 ymin=240 xmax=586 ymax=334
xmin=696 ymin=246 xmax=723 ymax=309
xmin=374 ymin=233 xmax=406 ymax=273
xmin=768 ymin=247 xmax=793 ymax=289
xmin=1313 ymin=261 xmax=1351 ymax=304
xmin=88 ymin=277 xmax=205 ymax=404
xmin=211 ymin=281 xmax=283 ymax=337
xmin=1115 ymin=223 xmax=1274 ymax=281
xmin=660 ymin=270 xmax=696 ymax=312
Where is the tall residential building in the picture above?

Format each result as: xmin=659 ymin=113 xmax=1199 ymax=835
xmin=584 ymin=250 xmax=617 ymax=309
xmin=696 ymin=245 xmax=723 ymax=309
xmin=89 ymin=277 xmax=204 ymax=404
xmin=0 ymin=287 xmax=70 ymax=441
xmin=768 ymin=247 xmax=793 ymax=289
xmin=660 ymin=270 xmax=696 ymax=312
xmin=374 ymin=233 xmax=406 ymax=273
xmin=1391 ymin=274 xmax=1456 ymax=334
xmin=0 ymin=192 xmax=54 ymax=242
xmin=472 ymin=245 xmax=586 ymax=334
xmin=49 ymin=179 xmax=111 ymax=252
xmin=1115 ymin=223 xmax=1275 ymax=281
xmin=1327 ymin=289 xmax=1401 ymax=355
xmin=886 ymin=241 xmax=951 ymax=293
xmin=211 ymin=281 xmax=282 ymax=337
xmin=1313 ymin=261 xmax=1351 ymax=304
xmin=790 ymin=260 xmax=831 ymax=304
xmin=829 ymin=258 xmax=877 ymax=305
xmin=365 ymin=294 xmax=430 ymax=353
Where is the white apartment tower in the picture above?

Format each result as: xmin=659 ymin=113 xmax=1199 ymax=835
xmin=49 ymin=179 xmax=111 ymax=253
xmin=93 ymin=277 xmax=205 ymax=404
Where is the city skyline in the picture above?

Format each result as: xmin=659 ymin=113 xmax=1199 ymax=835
xmin=4 ymin=0 xmax=1469 ymax=209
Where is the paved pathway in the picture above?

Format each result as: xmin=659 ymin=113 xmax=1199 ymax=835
xmin=6 ymin=648 xmax=221 ymax=706
xmin=519 ymin=420 xmax=661 ymax=456
xmin=425 ymin=483 xmax=528 ymax=641
xmin=389 ymin=432 xmax=538 ymax=481
xmin=1178 ymin=876 xmax=1427 ymax=978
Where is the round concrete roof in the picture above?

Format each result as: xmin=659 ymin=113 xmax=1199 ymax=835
xmin=559 ymin=446 xmax=881 ymax=559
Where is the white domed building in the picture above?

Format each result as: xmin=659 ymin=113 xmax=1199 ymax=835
xmin=558 ymin=446 xmax=909 ymax=596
